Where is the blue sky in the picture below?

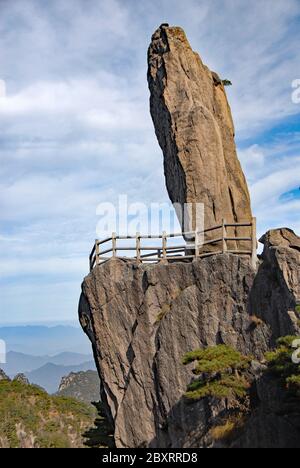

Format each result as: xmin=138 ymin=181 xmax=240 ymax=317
xmin=0 ymin=0 xmax=299 ymax=324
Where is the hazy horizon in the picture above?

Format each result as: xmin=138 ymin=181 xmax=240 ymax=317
xmin=0 ymin=322 xmax=92 ymax=355
xmin=0 ymin=320 xmax=80 ymax=327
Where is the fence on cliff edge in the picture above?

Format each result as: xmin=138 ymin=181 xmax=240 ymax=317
xmin=89 ymin=218 xmax=257 ymax=271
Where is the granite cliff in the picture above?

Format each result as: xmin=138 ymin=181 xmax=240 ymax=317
xmin=147 ymin=24 xmax=252 ymax=240
xmin=79 ymin=229 xmax=300 ymax=448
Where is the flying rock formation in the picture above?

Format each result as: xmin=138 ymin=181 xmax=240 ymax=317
xmin=78 ymin=25 xmax=300 ymax=449
xmin=147 ymin=25 xmax=252 ymax=239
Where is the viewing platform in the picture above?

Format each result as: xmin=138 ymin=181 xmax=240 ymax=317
xmin=89 ymin=218 xmax=257 ymax=271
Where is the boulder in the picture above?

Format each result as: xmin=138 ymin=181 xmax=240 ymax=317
xmin=249 ymin=228 xmax=300 ymax=340
xmin=147 ymin=25 xmax=252 ymax=247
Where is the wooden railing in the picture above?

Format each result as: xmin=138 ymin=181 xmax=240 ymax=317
xmin=89 ymin=218 xmax=257 ymax=271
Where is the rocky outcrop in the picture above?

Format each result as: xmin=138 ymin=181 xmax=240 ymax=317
xmin=79 ymin=254 xmax=262 ymax=448
xmin=232 ymin=373 xmax=300 ymax=449
xmin=147 ymin=25 xmax=252 ymax=238
xmin=13 ymin=374 xmax=30 ymax=385
xmin=57 ymin=370 xmax=100 ymax=405
xmin=79 ymin=229 xmax=300 ymax=448
xmin=249 ymin=228 xmax=300 ymax=342
xmin=0 ymin=369 xmax=9 ymax=381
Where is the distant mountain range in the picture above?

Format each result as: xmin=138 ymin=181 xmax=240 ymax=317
xmin=0 ymin=325 xmax=97 ymax=394
xmin=1 ymin=350 xmax=94 ymax=376
xmin=25 ymin=360 xmax=96 ymax=394
xmin=0 ymin=325 xmax=92 ymax=355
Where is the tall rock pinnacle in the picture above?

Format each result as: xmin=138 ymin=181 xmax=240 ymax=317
xmin=147 ymin=25 xmax=252 ymax=234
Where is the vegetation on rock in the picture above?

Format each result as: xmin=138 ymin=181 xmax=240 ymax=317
xmin=0 ymin=377 xmax=95 ymax=448
xmin=210 ymin=413 xmax=246 ymax=444
xmin=265 ymin=335 xmax=300 ymax=397
xmin=83 ymin=402 xmax=115 ymax=448
xmin=222 ymin=79 xmax=232 ymax=86
xmin=183 ymin=345 xmax=251 ymax=400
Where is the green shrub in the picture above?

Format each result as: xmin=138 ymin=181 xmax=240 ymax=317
xmin=185 ymin=374 xmax=250 ymax=400
xmin=183 ymin=345 xmax=251 ymax=401
xmin=222 ymin=79 xmax=232 ymax=86
xmin=83 ymin=402 xmax=115 ymax=448
xmin=265 ymin=335 xmax=300 ymax=397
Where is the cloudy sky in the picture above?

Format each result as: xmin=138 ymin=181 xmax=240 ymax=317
xmin=0 ymin=0 xmax=299 ymax=324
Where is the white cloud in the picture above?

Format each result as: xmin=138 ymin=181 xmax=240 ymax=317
xmin=0 ymin=77 xmax=149 ymax=132
xmin=240 ymin=139 xmax=300 ymax=238
xmin=180 ymin=0 xmax=300 ymax=135
xmin=239 ymin=145 xmax=265 ymax=182
xmin=0 ymin=79 xmax=6 ymax=98
xmin=251 ymin=164 xmax=300 ymax=206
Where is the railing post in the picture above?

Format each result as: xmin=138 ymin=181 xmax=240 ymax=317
xmin=112 ymin=232 xmax=117 ymax=257
xmin=195 ymin=231 xmax=199 ymax=258
xmin=95 ymin=240 xmax=100 ymax=266
xmin=136 ymin=232 xmax=141 ymax=263
xmin=222 ymin=219 xmax=227 ymax=253
xmin=251 ymin=217 xmax=257 ymax=269
xmin=162 ymin=231 xmax=167 ymax=260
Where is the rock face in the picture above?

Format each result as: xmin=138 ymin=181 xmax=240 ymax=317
xmin=147 ymin=25 xmax=252 ymax=236
xmin=249 ymin=228 xmax=300 ymax=342
xmin=79 ymin=229 xmax=300 ymax=448
xmin=79 ymin=254 xmax=259 ymax=448
xmin=232 ymin=372 xmax=300 ymax=449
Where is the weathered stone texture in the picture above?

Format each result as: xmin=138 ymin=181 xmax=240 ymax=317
xmin=79 ymin=229 xmax=300 ymax=448
xmin=147 ymin=25 xmax=252 ymax=237
xmin=249 ymin=228 xmax=300 ymax=341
